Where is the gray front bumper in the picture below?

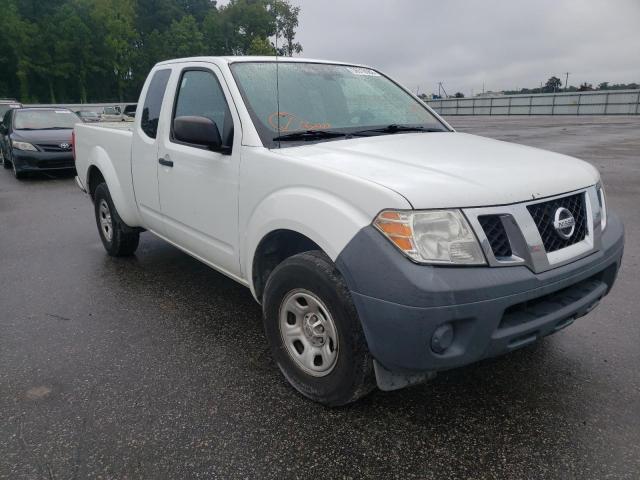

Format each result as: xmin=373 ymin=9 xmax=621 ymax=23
xmin=335 ymin=213 xmax=624 ymax=374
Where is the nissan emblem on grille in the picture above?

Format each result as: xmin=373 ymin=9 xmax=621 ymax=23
xmin=553 ymin=207 xmax=576 ymax=239
xmin=59 ymin=143 xmax=70 ymax=149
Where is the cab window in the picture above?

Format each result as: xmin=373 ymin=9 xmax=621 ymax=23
xmin=172 ymin=69 xmax=233 ymax=149
xmin=140 ymin=69 xmax=171 ymax=139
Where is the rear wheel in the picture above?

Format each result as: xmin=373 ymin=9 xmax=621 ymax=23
xmin=94 ymin=182 xmax=139 ymax=256
xmin=263 ymin=250 xmax=375 ymax=406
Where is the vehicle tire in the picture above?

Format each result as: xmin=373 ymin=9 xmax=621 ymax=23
xmin=12 ymin=160 xmax=25 ymax=179
xmin=94 ymin=182 xmax=139 ymax=256
xmin=262 ymin=250 xmax=375 ymax=406
xmin=1 ymin=149 xmax=10 ymax=169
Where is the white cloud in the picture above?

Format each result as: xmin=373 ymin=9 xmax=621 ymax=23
xmin=288 ymin=0 xmax=640 ymax=96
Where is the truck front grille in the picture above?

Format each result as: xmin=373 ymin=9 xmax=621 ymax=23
xmin=478 ymin=215 xmax=512 ymax=257
xmin=526 ymin=192 xmax=587 ymax=253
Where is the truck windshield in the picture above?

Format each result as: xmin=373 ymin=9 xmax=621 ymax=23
xmin=230 ymin=62 xmax=448 ymax=148
xmin=14 ymin=110 xmax=80 ymax=130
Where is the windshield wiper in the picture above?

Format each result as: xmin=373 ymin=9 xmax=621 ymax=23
xmin=273 ymin=130 xmax=348 ymax=142
xmin=40 ymin=127 xmax=72 ymax=130
xmin=352 ymin=124 xmax=445 ymax=136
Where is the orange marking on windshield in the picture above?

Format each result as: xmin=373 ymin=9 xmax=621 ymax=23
xmin=268 ymin=112 xmax=331 ymax=132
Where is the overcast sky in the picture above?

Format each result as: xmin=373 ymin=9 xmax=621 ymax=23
xmin=281 ymin=0 xmax=640 ymax=96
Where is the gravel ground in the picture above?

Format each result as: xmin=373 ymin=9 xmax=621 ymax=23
xmin=0 ymin=115 xmax=639 ymax=479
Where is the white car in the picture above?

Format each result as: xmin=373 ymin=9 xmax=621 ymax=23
xmin=99 ymin=106 xmax=125 ymax=122
xmin=73 ymin=57 xmax=624 ymax=405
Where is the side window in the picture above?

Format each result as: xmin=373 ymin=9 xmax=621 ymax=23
xmin=172 ymin=69 xmax=233 ymax=148
xmin=2 ymin=110 xmax=11 ymax=128
xmin=141 ymin=69 xmax=171 ymax=139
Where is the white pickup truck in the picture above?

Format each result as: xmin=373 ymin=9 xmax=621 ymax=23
xmin=74 ymin=57 xmax=624 ymax=405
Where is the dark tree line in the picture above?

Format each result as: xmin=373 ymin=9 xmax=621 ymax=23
xmin=505 ymin=77 xmax=639 ymax=95
xmin=0 ymin=0 xmax=302 ymax=103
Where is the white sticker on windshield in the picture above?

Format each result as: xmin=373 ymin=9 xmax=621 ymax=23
xmin=347 ymin=67 xmax=380 ymax=77
xmin=55 ymin=110 xmax=71 ymax=113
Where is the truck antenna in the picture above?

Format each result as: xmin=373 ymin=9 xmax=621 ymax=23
xmin=275 ymin=15 xmax=281 ymax=148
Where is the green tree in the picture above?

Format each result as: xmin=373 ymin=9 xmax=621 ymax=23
xmin=218 ymin=0 xmax=276 ymax=55
xmin=164 ymin=15 xmax=206 ymax=58
xmin=0 ymin=0 xmax=37 ymax=100
xmin=0 ymin=0 xmax=303 ymax=102
xmin=544 ymin=76 xmax=562 ymax=93
xmin=91 ymin=0 xmax=138 ymax=102
xmin=271 ymin=0 xmax=302 ymax=56
xmin=247 ymin=37 xmax=276 ymax=55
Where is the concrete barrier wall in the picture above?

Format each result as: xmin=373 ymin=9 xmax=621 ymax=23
xmin=426 ymin=90 xmax=640 ymax=115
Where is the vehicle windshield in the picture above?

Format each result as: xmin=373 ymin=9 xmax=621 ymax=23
xmin=230 ymin=62 xmax=448 ymax=148
xmin=14 ymin=109 xmax=80 ymax=130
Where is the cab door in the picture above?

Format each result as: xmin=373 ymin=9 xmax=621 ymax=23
xmin=156 ymin=64 xmax=241 ymax=278
xmin=131 ymin=68 xmax=172 ymax=233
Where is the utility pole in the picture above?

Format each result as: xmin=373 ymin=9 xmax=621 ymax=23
xmin=564 ymin=72 xmax=570 ymax=92
xmin=438 ymin=82 xmax=448 ymax=98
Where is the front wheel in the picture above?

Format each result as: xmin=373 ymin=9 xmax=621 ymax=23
xmin=94 ymin=183 xmax=140 ymax=256
xmin=12 ymin=159 xmax=25 ymax=179
xmin=1 ymin=149 xmax=10 ymax=169
xmin=263 ymin=250 xmax=375 ymax=406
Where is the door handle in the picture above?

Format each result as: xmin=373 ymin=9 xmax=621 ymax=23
xmin=158 ymin=157 xmax=173 ymax=167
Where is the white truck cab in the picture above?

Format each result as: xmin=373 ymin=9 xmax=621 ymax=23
xmin=73 ymin=57 xmax=624 ymax=405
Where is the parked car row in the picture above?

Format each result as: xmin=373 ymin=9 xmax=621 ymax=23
xmin=0 ymin=102 xmax=137 ymax=179
xmin=0 ymin=98 xmax=23 ymax=118
xmin=76 ymin=104 xmax=137 ymax=123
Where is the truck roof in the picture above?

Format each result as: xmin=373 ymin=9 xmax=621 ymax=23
xmin=155 ymin=56 xmax=368 ymax=68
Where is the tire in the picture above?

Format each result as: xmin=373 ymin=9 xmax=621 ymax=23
xmin=94 ymin=182 xmax=140 ymax=256
xmin=263 ymin=250 xmax=375 ymax=406
xmin=12 ymin=159 xmax=25 ymax=179
xmin=1 ymin=149 xmax=10 ymax=169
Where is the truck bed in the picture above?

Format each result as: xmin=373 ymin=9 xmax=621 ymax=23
xmin=74 ymin=122 xmax=140 ymax=227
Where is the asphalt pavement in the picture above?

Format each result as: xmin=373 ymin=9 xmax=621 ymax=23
xmin=1 ymin=115 xmax=639 ymax=479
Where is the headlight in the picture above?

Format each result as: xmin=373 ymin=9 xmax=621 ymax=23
xmin=374 ymin=209 xmax=486 ymax=265
xmin=12 ymin=140 xmax=37 ymax=151
xmin=597 ymin=183 xmax=607 ymax=231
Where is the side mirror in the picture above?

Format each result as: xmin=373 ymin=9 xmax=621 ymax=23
xmin=173 ymin=116 xmax=222 ymax=151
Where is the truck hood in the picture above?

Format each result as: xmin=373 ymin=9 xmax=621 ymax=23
xmin=277 ymin=132 xmax=599 ymax=208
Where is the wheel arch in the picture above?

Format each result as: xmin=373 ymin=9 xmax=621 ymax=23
xmin=251 ymin=229 xmax=323 ymax=303
xmin=244 ymin=187 xmax=377 ymax=302
xmin=83 ymin=146 xmax=141 ymax=227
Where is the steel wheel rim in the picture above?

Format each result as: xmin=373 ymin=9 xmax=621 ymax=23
xmin=98 ymin=199 xmax=113 ymax=242
xmin=279 ymin=288 xmax=339 ymax=377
